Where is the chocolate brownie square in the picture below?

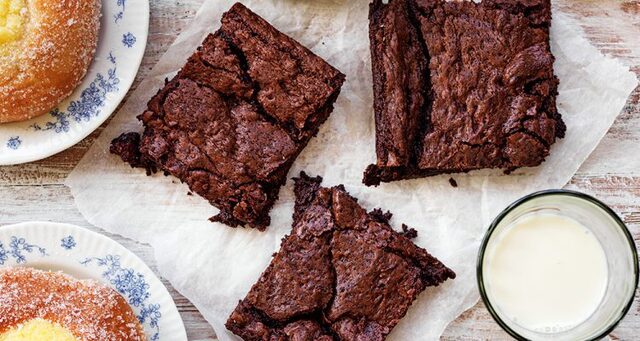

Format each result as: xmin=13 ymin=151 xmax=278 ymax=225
xmin=110 ymin=3 xmax=345 ymax=230
xmin=363 ymin=0 xmax=565 ymax=186
xmin=226 ymin=173 xmax=455 ymax=340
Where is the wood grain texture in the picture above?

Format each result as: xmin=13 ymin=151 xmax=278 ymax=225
xmin=1 ymin=0 xmax=639 ymax=340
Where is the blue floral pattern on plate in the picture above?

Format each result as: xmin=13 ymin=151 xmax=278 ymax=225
xmin=6 ymin=137 xmax=21 ymax=150
xmin=0 ymin=237 xmax=47 ymax=265
xmin=114 ymin=0 xmax=126 ymax=23
xmin=81 ymin=255 xmax=161 ymax=341
xmin=32 ymin=55 xmax=121 ymax=132
xmin=122 ymin=32 xmax=137 ymax=48
xmin=61 ymin=235 xmax=76 ymax=250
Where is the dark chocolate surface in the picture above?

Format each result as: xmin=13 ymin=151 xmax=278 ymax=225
xmin=111 ymin=3 xmax=345 ymax=229
xmin=364 ymin=0 xmax=565 ymax=186
xmin=226 ymin=173 xmax=455 ymax=340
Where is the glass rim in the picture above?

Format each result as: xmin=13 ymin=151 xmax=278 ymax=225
xmin=476 ymin=189 xmax=639 ymax=341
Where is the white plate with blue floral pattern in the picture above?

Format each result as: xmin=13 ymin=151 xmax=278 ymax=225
xmin=0 ymin=221 xmax=187 ymax=341
xmin=0 ymin=0 xmax=149 ymax=165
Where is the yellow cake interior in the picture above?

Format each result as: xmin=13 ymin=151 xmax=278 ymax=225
xmin=0 ymin=318 xmax=78 ymax=341
xmin=0 ymin=0 xmax=26 ymax=44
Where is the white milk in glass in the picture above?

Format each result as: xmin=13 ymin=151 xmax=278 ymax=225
xmin=483 ymin=214 xmax=608 ymax=333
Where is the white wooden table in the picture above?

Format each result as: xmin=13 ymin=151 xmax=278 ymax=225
xmin=1 ymin=1 xmax=639 ymax=339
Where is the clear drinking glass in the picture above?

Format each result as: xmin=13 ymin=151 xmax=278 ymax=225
xmin=477 ymin=190 xmax=638 ymax=340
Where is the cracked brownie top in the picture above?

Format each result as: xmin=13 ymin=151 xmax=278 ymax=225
xmin=226 ymin=173 xmax=455 ymax=341
xmin=110 ymin=3 xmax=345 ymax=230
xmin=364 ymin=0 xmax=565 ymax=186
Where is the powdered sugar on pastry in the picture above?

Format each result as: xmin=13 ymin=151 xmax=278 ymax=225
xmin=0 ymin=267 xmax=146 ymax=341
xmin=0 ymin=0 xmax=101 ymax=123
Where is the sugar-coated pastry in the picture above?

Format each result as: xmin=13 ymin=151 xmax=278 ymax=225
xmin=0 ymin=0 xmax=101 ymax=123
xmin=0 ymin=267 xmax=146 ymax=341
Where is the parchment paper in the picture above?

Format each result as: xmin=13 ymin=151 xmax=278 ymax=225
xmin=66 ymin=1 xmax=638 ymax=340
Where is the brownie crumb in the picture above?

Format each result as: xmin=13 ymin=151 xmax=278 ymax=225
xmin=369 ymin=208 xmax=393 ymax=223
xmin=401 ymin=224 xmax=419 ymax=239
xmin=448 ymin=178 xmax=458 ymax=188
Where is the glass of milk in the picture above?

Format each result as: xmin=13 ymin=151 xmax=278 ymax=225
xmin=478 ymin=190 xmax=638 ymax=340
